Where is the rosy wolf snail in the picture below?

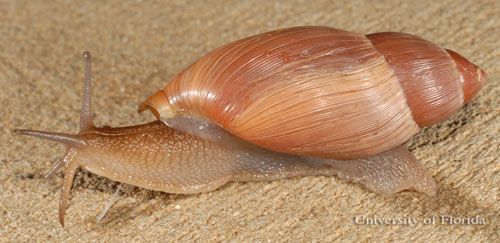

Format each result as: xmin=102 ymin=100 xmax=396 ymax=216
xmin=15 ymin=26 xmax=486 ymax=226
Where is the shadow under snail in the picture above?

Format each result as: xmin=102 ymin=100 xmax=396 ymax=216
xmin=15 ymin=26 xmax=487 ymax=226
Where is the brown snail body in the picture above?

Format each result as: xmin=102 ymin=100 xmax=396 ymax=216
xmin=141 ymin=26 xmax=486 ymax=159
xmin=15 ymin=26 xmax=485 ymax=226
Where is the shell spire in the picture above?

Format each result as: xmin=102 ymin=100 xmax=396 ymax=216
xmin=367 ymin=32 xmax=486 ymax=126
xmin=445 ymin=49 xmax=487 ymax=103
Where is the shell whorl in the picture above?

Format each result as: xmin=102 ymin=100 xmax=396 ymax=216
xmin=368 ymin=32 xmax=477 ymax=126
xmin=141 ymin=26 xmax=485 ymax=159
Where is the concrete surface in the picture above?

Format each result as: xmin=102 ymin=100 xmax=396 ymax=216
xmin=0 ymin=0 xmax=498 ymax=241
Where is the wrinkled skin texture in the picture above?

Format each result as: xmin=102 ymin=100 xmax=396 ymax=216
xmin=17 ymin=121 xmax=436 ymax=226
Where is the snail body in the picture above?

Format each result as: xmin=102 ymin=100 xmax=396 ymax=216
xmin=15 ymin=26 xmax=486 ymax=226
xmin=141 ymin=26 xmax=486 ymax=159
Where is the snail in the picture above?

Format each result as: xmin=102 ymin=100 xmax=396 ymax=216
xmin=15 ymin=26 xmax=486 ymax=226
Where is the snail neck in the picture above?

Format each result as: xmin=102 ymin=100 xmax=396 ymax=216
xmin=159 ymin=114 xmax=244 ymax=147
xmin=139 ymin=90 xmax=240 ymax=145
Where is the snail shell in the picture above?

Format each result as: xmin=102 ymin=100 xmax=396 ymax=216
xmin=140 ymin=26 xmax=486 ymax=159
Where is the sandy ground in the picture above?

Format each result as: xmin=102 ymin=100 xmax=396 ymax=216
xmin=0 ymin=0 xmax=498 ymax=241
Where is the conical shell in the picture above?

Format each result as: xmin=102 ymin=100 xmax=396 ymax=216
xmin=145 ymin=27 xmax=423 ymax=159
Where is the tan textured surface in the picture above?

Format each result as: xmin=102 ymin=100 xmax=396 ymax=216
xmin=1 ymin=0 xmax=498 ymax=241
